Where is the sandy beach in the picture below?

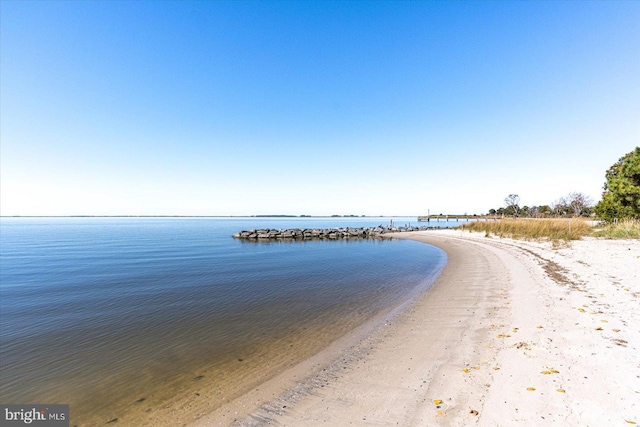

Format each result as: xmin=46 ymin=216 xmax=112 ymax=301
xmin=193 ymin=229 xmax=639 ymax=426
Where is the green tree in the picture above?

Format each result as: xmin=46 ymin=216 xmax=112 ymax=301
xmin=595 ymin=147 xmax=640 ymax=221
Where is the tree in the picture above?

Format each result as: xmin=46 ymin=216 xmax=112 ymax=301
xmin=595 ymin=147 xmax=640 ymax=221
xmin=566 ymin=192 xmax=593 ymax=217
xmin=552 ymin=197 xmax=570 ymax=216
xmin=527 ymin=205 xmax=540 ymax=217
xmin=504 ymin=194 xmax=520 ymax=217
xmin=552 ymin=193 xmax=593 ymax=217
xmin=539 ymin=205 xmax=551 ymax=217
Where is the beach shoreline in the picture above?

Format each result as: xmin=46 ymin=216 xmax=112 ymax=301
xmin=193 ymin=229 xmax=639 ymax=426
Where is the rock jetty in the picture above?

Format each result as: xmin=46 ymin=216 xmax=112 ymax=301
xmin=232 ymin=225 xmax=438 ymax=240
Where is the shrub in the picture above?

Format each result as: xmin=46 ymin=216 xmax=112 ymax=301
xmin=592 ymin=219 xmax=640 ymax=239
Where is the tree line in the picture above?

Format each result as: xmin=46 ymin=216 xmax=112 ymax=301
xmin=488 ymin=192 xmax=594 ymax=218
xmin=487 ymin=147 xmax=639 ymax=222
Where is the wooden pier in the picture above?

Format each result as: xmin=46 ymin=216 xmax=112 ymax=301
xmin=417 ymin=214 xmax=499 ymax=222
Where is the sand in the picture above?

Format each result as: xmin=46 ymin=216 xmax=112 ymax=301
xmin=193 ymin=229 xmax=639 ymax=426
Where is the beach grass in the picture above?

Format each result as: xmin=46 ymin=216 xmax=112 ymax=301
xmin=459 ymin=218 xmax=592 ymax=241
xmin=591 ymin=219 xmax=640 ymax=239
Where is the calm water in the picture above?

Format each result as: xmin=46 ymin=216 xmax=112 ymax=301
xmin=0 ymin=217 xmax=447 ymax=425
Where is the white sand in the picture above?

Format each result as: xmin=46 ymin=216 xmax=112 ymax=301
xmin=194 ymin=230 xmax=639 ymax=426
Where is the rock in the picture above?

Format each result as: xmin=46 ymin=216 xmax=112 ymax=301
xmin=233 ymin=224 xmax=440 ymax=240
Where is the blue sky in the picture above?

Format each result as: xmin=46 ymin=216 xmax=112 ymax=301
xmin=1 ymin=1 xmax=638 ymax=216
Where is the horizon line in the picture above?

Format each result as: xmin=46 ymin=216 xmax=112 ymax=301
xmin=0 ymin=214 xmax=433 ymax=218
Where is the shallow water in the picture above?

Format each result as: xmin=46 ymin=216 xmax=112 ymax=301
xmin=0 ymin=217 xmax=447 ymax=424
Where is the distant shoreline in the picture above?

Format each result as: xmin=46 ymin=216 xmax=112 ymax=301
xmin=0 ymin=214 xmax=418 ymax=218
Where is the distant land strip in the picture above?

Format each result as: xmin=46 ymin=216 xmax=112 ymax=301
xmin=1 ymin=215 xmax=408 ymax=218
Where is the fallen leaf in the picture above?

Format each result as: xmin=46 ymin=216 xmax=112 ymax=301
xmin=601 ymin=319 xmax=608 ymax=323
xmin=595 ymin=327 xmax=603 ymax=331
xmin=433 ymin=399 xmax=443 ymax=405
xmin=462 ymin=368 xmax=470 ymax=373
xmin=556 ymin=388 xmax=565 ymax=393
xmin=577 ymin=308 xmax=585 ymax=312
xmin=550 ymin=369 xmax=559 ymax=374
xmin=469 ymin=409 xmax=479 ymax=416
xmin=541 ymin=370 xmax=552 ymax=375
xmin=613 ymin=329 xmax=621 ymax=332
xmin=493 ymin=367 xmax=500 ymax=371
xmin=527 ymin=387 xmax=536 ymax=391
xmin=625 ymin=421 xmax=636 ymax=425
xmin=435 ymin=410 xmax=446 ymax=417
xmin=536 ymin=325 xmax=543 ymax=329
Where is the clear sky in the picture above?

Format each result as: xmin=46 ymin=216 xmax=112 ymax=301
xmin=1 ymin=1 xmax=638 ymax=216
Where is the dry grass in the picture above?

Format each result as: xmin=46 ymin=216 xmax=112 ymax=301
xmin=592 ymin=219 xmax=640 ymax=239
xmin=459 ymin=218 xmax=592 ymax=241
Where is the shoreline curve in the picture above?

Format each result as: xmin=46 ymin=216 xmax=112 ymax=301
xmin=193 ymin=229 xmax=639 ymax=426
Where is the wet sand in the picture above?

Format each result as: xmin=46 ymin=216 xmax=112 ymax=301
xmin=193 ymin=229 xmax=639 ymax=426
xmin=70 ymin=301 xmax=422 ymax=426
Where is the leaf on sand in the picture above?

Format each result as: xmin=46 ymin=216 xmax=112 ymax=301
xmin=462 ymin=368 xmax=470 ymax=373
xmin=556 ymin=388 xmax=565 ymax=393
xmin=435 ymin=410 xmax=446 ymax=417
xmin=613 ymin=329 xmax=621 ymax=332
xmin=541 ymin=370 xmax=552 ymax=375
xmin=536 ymin=325 xmax=543 ymax=329
xmin=577 ymin=307 xmax=585 ymax=312
xmin=469 ymin=409 xmax=479 ymax=416
xmin=625 ymin=421 xmax=636 ymax=425
xmin=595 ymin=327 xmax=603 ymax=331
xmin=527 ymin=387 xmax=536 ymax=391
xmin=493 ymin=367 xmax=500 ymax=371
xmin=550 ymin=369 xmax=559 ymax=373
xmin=433 ymin=399 xmax=443 ymax=405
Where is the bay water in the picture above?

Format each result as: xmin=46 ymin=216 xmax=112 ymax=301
xmin=0 ymin=217 xmax=448 ymax=425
